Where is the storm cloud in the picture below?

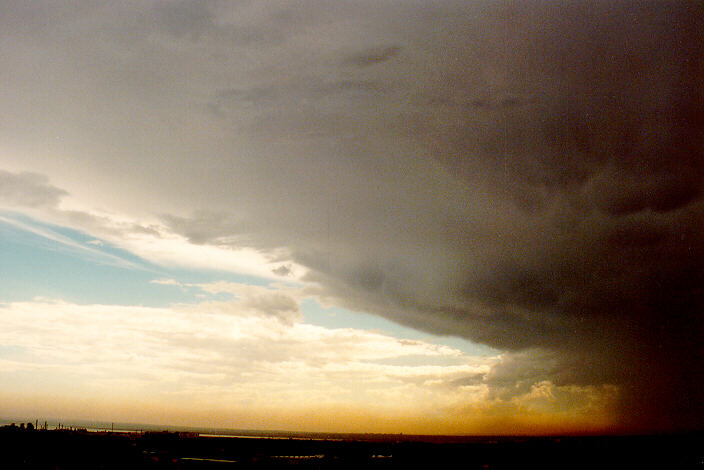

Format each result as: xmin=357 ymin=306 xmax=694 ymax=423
xmin=0 ymin=171 xmax=67 ymax=209
xmin=1 ymin=1 xmax=702 ymax=432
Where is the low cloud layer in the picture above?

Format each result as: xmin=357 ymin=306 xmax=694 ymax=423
xmin=0 ymin=1 xmax=702 ymax=432
xmin=0 ymin=171 xmax=67 ymax=209
xmin=0 ymin=294 xmax=615 ymax=434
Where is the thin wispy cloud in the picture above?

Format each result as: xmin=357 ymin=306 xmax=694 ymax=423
xmin=0 ymin=214 xmax=140 ymax=270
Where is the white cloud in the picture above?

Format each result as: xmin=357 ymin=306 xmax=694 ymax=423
xmin=0 ymin=296 xmax=492 ymax=410
xmin=0 ymin=290 xmax=618 ymax=433
xmin=150 ymin=278 xmax=182 ymax=287
xmin=117 ymin=230 xmax=302 ymax=280
xmin=17 ymin=201 xmax=309 ymax=282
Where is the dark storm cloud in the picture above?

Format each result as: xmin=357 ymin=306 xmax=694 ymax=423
xmin=151 ymin=0 xmax=216 ymax=39
xmin=163 ymin=211 xmax=247 ymax=245
xmin=432 ymin=3 xmax=704 ymax=431
xmin=0 ymin=171 xmax=67 ymax=208
xmin=1 ymin=1 xmax=702 ymax=433
xmin=209 ymin=79 xmax=385 ymax=113
xmin=241 ymin=291 xmax=300 ymax=325
xmin=272 ymin=265 xmax=293 ymax=277
xmin=449 ymin=374 xmax=485 ymax=388
xmin=343 ymin=45 xmax=402 ymax=67
xmin=135 ymin=0 xmax=704 ymax=432
xmin=145 ymin=0 xmax=299 ymax=45
xmin=279 ymin=2 xmax=702 ymax=431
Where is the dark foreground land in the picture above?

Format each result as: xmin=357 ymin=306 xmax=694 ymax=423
xmin=0 ymin=426 xmax=701 ymax=469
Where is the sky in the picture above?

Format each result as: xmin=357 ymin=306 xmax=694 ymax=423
xmin=0 ymin=1 xmax=701 ymax=435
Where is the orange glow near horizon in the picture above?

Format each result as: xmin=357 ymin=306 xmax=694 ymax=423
xmin=0 ymin=387 xmax=620 ymax=436
xmin=0 ymin=298 xmax=622 ymax=436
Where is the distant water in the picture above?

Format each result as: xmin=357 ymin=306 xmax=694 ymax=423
xmin=84 ymin=427 xmax=141 ymax=434
xmin=198 ymin=433 xmax=343 ymax=441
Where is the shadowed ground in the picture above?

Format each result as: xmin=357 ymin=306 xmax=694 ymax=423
xmin=0 ymin=426 xmax=701 ymax=469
